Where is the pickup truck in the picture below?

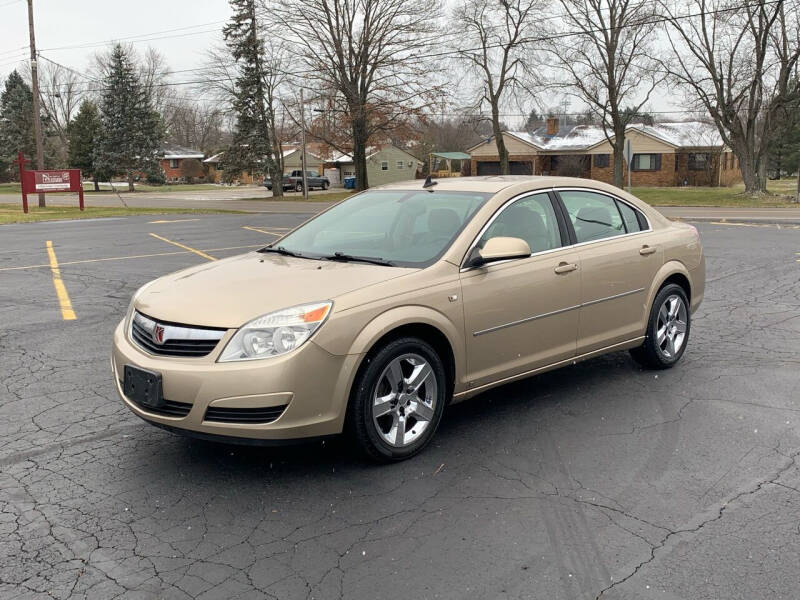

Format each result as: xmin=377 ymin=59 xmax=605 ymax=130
xmin=265 ymin=170 xmax=330 ymax=192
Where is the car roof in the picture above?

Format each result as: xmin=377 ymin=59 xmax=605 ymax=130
xmin=372 ymin=175 xmax=669 ymax=229
xmin=375 ymin=175 xmax=627 ymax=196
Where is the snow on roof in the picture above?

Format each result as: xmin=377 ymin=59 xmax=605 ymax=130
xmin=499 ymin=121 xmax=724 ymax=152
xmin=160 ymin=145 xmax=204 ymax=160
xmin=635 ymin=121 xmax=724 ymax=148
xmin=203 ymin=152 xmax=223 ymax=163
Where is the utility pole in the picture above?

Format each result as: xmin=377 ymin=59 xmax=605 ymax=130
xmin=27 ymin=0 xmax=46 ymax=208
xmin=299 ymin=88 xmax=308 ymax=200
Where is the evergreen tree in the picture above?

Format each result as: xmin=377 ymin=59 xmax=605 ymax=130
xmin=68 ymin=100 xmax=103 ymax=191
xmin=223 ymin=0 xmax=283 ymax=196
xmin=767 ymin=96 xmax=800 ymax=180
xmin=0 ymin=70 xmax=36 ymax=182
xmin=95 ymin=44 xmax=163 ymax=192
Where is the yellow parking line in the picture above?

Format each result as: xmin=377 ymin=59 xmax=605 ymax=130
xmin=45 ymin=241 xmax=76 ymax=321
xmin=149 ymin=233 xmax=217 ymax=261
xmin=243 ymin=226 xmax=283 ymax=236
xmin=0 ymin=244 xmax=262 ymax=272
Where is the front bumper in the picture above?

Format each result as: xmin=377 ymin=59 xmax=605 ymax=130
xmin=112 ymin=320 xmax=362 ymax=440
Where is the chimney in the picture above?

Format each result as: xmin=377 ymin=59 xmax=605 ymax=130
xmin=546 ymin=117 xmax=559 ymax=136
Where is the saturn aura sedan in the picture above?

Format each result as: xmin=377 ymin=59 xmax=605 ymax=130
xmin=113 ymin=176 xmax=704 ymax=461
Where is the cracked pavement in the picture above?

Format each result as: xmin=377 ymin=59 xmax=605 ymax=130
xmin=1 ymin=215 xmax=799 ymax=599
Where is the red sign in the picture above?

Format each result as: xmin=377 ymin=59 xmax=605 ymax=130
xmin=34 ymin=171 xmax=74 ymax=192
xmin=15 ymin=152 xmax=84 ymax=213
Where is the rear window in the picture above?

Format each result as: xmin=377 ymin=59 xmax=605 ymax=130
xmin=560 ymin=191 xmax=625 ymax=243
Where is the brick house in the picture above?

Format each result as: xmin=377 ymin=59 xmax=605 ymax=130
xmin=158 ymin=145 xmax=205 ymax=181
xmin=468 ymin=119 xmax=742 ymax=187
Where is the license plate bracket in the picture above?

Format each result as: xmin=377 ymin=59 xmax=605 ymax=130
xmin=123 ymin=365 xmax=164 ymax=409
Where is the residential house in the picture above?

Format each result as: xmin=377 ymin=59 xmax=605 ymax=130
xmin=325 ymin=144 xmax=422 ymax=187
xmin=158 ymin=145 xmax=205 ymax=182
xmin=468 ymin=119 xmax=742 ymax=187
xmin=203 ymin=147 xmax=325 ymax=184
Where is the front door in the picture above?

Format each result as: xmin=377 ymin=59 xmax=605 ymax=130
xmin=557 ymin=189 xmax=663 ymax=354
xmin=460 ymin=192 xmax=581 ymax=388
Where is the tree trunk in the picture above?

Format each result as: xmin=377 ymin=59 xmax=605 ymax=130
xmin=612 ymin=140 xmax=625 ymax=189
xmin=491 ymin=104 xmax=509 ymax=175
xmin=352 ymin=117 xmax=369 ymax=191
xmin=93 ymin=177 xmax=99 ymax=192
xmin=739 ymin=157 xmax=762 ymax=195
xmin=127 ymin=172 xmax=135 ymax=193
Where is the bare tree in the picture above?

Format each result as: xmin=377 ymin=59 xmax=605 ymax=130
xmin=546 ymin=0 xmax=663 ymax=188
xmin=35 ymin=59 xmax=83 ymax=150
xmin=661 ymin=0 xmax=800 ymax=194
xmin=265 ymin=0 xmax=441 ymax=190
xmin=20 ymin=58 xmax=84 ymax=166
xmin=454 ymin=0 xmax=542 ymax=175
xmin=164 ymin=100 xmax=228 ymax=154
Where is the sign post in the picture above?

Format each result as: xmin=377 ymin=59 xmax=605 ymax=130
xmin=16 ymin=151 xmax=83 ymax=213
xmin=623 ymin=138 xmax=633 ymax=192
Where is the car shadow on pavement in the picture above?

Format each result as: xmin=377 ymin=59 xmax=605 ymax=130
xmin=139 ymin=350 xmax=646 ymax=481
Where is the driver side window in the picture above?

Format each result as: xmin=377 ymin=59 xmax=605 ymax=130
xmin=479 ymin=193 xmax=562 ymax=254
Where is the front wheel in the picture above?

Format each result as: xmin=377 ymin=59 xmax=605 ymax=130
xmin=295 ymin=182 xmax=303 ymax=193
xmin=322 ymin=181 xmax=330 ymax=190
xmin=348 ymin=337 xmax=447 ymax=461
xmin=630 ymin=283 xmax=690 ymax=369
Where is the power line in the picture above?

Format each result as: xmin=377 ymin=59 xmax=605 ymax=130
xmin=38 ymin=19 xmax=228 ymax=53
xmin=33 ymin=0 xmax=785 ymax=98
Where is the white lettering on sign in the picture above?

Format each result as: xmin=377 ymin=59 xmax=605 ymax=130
xmin=35 ymin=171 xmax=71 ymax=191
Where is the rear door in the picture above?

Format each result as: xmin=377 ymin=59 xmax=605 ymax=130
xmin=556 ymin=189 xmax=663 ymax=354
xmin=460 ymin=192 xmax=581 ymax=388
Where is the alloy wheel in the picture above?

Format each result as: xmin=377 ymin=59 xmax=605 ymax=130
xmin=372 ymin=353 xmax=438 ymax=448
xmin=656 ymin=294 xmax=688 ymax=358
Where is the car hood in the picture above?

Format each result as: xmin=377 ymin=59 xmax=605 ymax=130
xmin=134 ymin=252 xmax=416 ymax=328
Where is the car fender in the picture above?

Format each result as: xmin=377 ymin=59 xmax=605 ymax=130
xmin=333 ymin=304 xmax=466 ymax=393
xmin=642 ymin=260 xmax=694 ymax=323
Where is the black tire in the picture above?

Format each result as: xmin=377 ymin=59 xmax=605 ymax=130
xmin=630 ymin=283 xmax=691 ymax=369
xmin=295 ymin=182 xmax=303 ymax=193
xmin=347 ymin=337 xmax=447 ymax=462
xmin=322 ymin=181 xmax=330 ymax=190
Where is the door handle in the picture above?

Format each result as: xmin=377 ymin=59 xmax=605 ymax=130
xmin=639 ymin=245 xmax=657 ymax=256
xmin=554 ymin=262 xmax=578 ymax=274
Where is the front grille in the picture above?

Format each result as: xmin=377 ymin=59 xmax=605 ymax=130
xmin=130 ymin=311 xmax=226 ymax=358
xmin=204 ymin=404 xmax=288 ymax=424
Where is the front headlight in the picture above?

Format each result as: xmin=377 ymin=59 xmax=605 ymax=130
xmin=218 ymin=301 xmax=332 ymax=362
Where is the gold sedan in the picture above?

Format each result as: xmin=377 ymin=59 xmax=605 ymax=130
xmin=112 ymin=176 xmax=704 ymax=461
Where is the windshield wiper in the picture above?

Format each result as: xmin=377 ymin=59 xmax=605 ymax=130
xmin=258 ymin=245 xmax=305 ymax=258
xmin=322 ymin=252 xmax=395 ymax=267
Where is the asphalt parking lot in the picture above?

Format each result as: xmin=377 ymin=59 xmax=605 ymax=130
xmin=1 ymin=213 xmax=799 ymax=599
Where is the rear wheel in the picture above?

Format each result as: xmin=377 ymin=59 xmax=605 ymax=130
xmin=348 ymin=337 xmax=447 ymax=461
xmin=630 ymin=283 xmax=690 ymax=369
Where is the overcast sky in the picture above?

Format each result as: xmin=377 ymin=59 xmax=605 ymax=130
xmin=0 ymin=0 xmax=680 ymax=126
xmin=0 ymin=0 xmax=231 ymax=79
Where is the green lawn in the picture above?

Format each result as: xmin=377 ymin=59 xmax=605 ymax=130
xmin=0 ymin=204 xmax=244 ymax=225
xmin=241 ymin=191 xmax=354 ymax=203
xmin=0 ymin=182 xmax=230 ymax=194
xmin=632 ymin=180 xmax=799 ymax=207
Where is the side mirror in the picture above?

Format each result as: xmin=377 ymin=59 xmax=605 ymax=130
xmin=467 ymin=236 xmax=531 ymax=268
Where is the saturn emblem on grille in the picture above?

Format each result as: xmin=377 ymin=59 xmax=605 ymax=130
xmin=152 ymin=324 xmax=165 ymax=344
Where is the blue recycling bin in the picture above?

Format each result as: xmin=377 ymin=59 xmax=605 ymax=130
xmin=343 ymin=176 xmax=356 ymax=189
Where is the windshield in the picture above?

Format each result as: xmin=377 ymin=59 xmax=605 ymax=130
xmin=273 ymin=190 xmax=491 ymax=267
